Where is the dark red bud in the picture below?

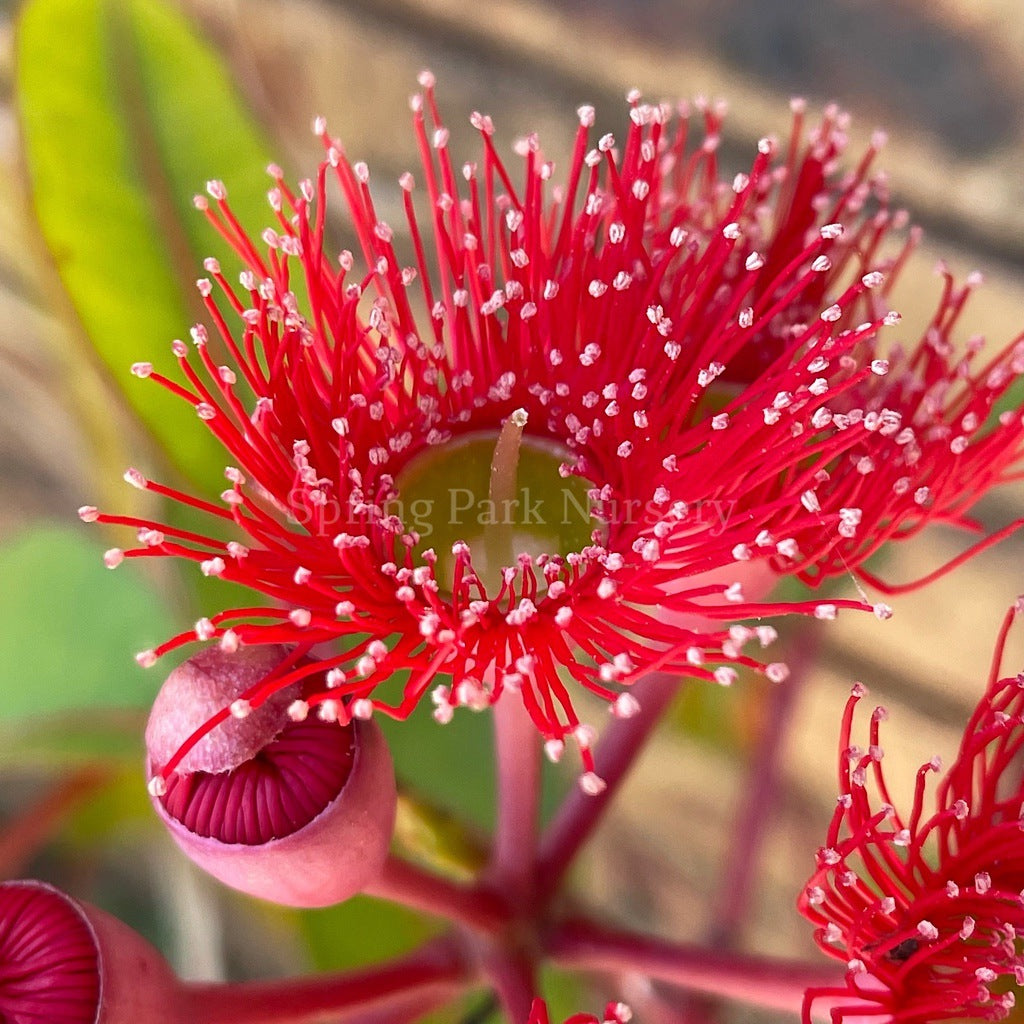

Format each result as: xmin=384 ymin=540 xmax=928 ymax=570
xmin=0 ymin=880 xmax=185 ymax=1024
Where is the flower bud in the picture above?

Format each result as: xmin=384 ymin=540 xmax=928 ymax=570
xmin=0 ymin=879 xmax=185 ymax=1024
xmin=145 ymin=646 xmax=396 ymax=907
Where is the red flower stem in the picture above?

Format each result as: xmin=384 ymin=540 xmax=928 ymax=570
xmin=535 ymin=671 xmax=681 ymax=904
xmin=483 ymin=943 xmax=537 ymax=1024
xmin=547 ymin=921 xmax=843 ymax=1013
xmin=185 ymin=937 xmax=470 ymax=1024
xmin=708 ymin=629 xmax=819 ymax=948
xmin=365 ymin=855 xmax=512 ymax=933
xmin=677 ymin=634 xmax=819 ymax=1024
xmin=339 ymin=984 xmax=465 ymax=1024
xmin=492 ymin=694 xmax=541 ymax=899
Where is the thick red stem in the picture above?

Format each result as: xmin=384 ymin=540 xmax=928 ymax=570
xmin=710 ymin=630 xmax=819 ymax=945
xmin=483 ymin=943 xmax=538 ymax=1024
xmin=365 ymin=855 xmax=512 ymax=934
xmin=536 ymin=672 xmax=681 ymax=903
xmin=185 ymin=938 xmax=469 ymax=1024
xmin=681 ymin=633 xmax=818 ymax=1024
xmin=547 ymin=921 xmax=842 ymax=1013
xmin=491 ymin=694 xmax=542 ymax=901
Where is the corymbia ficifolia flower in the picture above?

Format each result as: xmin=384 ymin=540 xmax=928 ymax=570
xmin=800 ymin=601 xmax=1024 ymax=1022
xmin=82 ymin=78 xmax=1024 ymax=786
xmin=0 ymin=880 xmax=184 ymax=1024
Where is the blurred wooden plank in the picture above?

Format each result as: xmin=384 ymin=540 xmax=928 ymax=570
xmin=182 ymin=0 xmax=1024 ymax=266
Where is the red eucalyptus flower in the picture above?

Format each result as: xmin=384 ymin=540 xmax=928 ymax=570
xmin=799 ymin=602 xmax=1024 ymax=1022
xmin=83 ymin=78 xmax=1024 ymax=779
xmin=0 ymin=880 xmax=102 ymax=1024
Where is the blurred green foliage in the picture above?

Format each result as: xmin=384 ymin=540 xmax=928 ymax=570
xmin=16 ymin=0 xmax=272 ymax=493
xmin=0 ymin=527 xmax=169 ymax=721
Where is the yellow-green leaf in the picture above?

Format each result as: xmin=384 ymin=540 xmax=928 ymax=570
xmin=16 ymin=0 xmax=273 ymax=492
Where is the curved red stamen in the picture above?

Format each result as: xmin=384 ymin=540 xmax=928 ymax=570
xmin=800 ymin=605 xmax=1024 ymax=1021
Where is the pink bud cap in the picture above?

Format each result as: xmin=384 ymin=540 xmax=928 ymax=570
xmin=145 ymin=647 xmax=397 ymax=908
xmin=0 ymin=880 xmax=185 ymax=1024
xmin=145 ymin=644 xmax=295 ymax=774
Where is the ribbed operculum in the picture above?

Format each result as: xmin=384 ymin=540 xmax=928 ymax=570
xmin=0 ymin=880 xmax=184 ymax=1024
xmin=145 ymin=646 xmax=397 ymax=907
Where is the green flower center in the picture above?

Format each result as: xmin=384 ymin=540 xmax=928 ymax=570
xmin=395 ymin=414 xmax=597 ymax=595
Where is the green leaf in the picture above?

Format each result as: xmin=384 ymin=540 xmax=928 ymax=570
xmin=294 ymin=896 xmax=441 ymax=972
xmin=61 ymin=764 xmax=155 ymax=845
xmin=381 ymin=700 xmax=499 ymax=832
xmin=666 ymin=672 xmax=763 ymax=753
xmin=294 ymin=898 xmax=455 ymax=1024
xmin=115 ymin=0 xmax=277 ymax=279
xmin=394 ymin=791 xmax=489 ymax=880
xmin=0 ymin=712 xmax=145 ymax=769
xmin=538 ymin=966 xmax=591 ymax=1024
xmin=15 ymin=0 xmax=273 ymax=492
xmin=0 ymin=527 xmax=172 ymax=722
xmin=380 ymin=697 xmax=572 ymax=836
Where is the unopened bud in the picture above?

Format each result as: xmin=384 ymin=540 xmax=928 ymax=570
xmin=0 ymin=880 xmax=185 ymax=1023
xmin=145 ymin=647 xmax=396 ymax=907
